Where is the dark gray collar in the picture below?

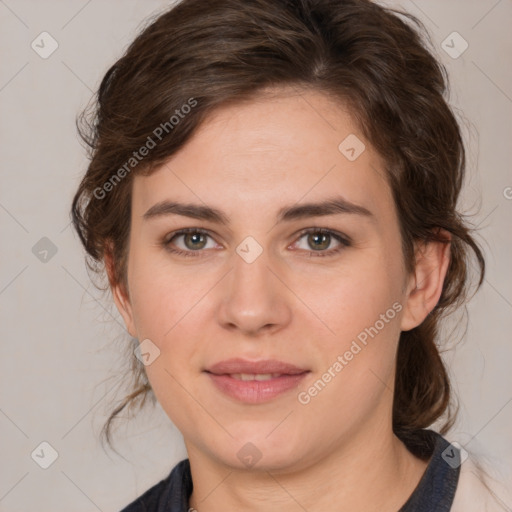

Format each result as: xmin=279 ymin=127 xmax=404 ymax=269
xmin=398 ymin=428 xmax=461 ymax=511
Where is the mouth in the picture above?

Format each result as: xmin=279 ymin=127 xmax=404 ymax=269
xmin=227 ymin=373 xmax=288 ymax=381
xmin=204 ymin=358 xmax=310 ymax=404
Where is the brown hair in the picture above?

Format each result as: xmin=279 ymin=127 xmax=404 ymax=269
xmin=71 ymin=0 xmax=485 ymax=451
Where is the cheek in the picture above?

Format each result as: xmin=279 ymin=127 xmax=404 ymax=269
xmin=300 ymin=254 xmax=403 ymax=395
xmin=127 ymin=265 xmax=208 ymax=425
xmin=127 ymin=257 xmax=215 ymax=388
xmin=303 ymin=255 xmax=401 ymax=338
xmin=295 ymin=279 xmax=402 ymax=430
xmin=128 ymin=248 xmax=206 ymax=337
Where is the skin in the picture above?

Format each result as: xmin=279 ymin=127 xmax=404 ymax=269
xmin=107 ymin=87 xmax=451 ymax=512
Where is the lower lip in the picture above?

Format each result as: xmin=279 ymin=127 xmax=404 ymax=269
xmin=206 ymin=372 xmax=309 ymax=404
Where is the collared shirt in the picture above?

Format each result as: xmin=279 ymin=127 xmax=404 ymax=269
xmin=119 ymin=428 xmax=465 ymax=511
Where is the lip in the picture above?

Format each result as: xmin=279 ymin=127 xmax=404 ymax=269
xmin=204 ymin=358 xmax=310 ymax=404
xmin=206 ymin=358 xmax=308 ymax=375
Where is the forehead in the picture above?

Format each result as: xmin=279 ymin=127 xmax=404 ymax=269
xmin=132 ymin=88 xmax=393 ymax=224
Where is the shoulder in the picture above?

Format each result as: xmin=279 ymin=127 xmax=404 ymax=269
xmin=119 ymin=459 xmax=192 ymax=512
xmin=398 ymin=428 xmax=511 ymax=512
xmin=451 ymin=455 xmax=512 ymax=512
xmin=120 ymin=477 xmax=169 ymax=512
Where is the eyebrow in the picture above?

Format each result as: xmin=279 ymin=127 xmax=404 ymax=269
xmin=142 ymin=195 xmax=375 ymax=224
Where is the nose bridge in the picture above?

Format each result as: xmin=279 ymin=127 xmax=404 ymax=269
xmin=217 ymin=241 xmax=291 ymax=334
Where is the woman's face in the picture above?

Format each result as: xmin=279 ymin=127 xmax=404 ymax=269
xmin=111 ymin=88 xmax=438 ymax=472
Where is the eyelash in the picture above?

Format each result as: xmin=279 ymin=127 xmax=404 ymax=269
xmin=161 ymin=227 xmax=351 ymax=258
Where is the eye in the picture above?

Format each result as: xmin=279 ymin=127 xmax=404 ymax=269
xmin=161 ymin=227 xmax=351 ymax=258
xmin=291 ymin=228 xmax=351 ymax=257
xmin=162 ymin=228 xmax=218 ymax=257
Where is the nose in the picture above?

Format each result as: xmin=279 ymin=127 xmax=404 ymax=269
xmin=216 ymin=248 xmax=293 ymax=337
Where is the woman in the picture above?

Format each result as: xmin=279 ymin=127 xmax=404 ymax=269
xmin=71 ymin=0 xmax=511 ymax=510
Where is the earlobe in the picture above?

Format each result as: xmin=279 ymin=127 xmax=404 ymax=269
xmin=104 ymin=246 xmax=138 ymax=339
xmin=400 ymin=230 xmax=451 ymax=332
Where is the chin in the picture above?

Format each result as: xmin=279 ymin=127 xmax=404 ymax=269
xmin=211 ymin=427 xmax=312 ymax=473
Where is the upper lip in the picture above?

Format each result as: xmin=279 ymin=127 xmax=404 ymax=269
xmin=205 ymin=358 xmax=309 ymax=375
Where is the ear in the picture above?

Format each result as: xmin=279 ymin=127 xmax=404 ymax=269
xmin=104 ymin=244 xmax=137 ymax=338
xmin=400 ymin=229 xmax=451 ymax=332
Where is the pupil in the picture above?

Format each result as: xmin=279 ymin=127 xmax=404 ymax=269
xmin=186 ymin=233 xmax=205 ymax=249
xmin=310 ymin=233 xmax=329 ymax=250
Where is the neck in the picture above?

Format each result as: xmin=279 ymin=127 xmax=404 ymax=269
xmin=186 ymin=419 xmax=429 ymax=512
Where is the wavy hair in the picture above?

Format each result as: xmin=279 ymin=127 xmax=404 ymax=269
xmin=71 ymin=0 xmax=486 ymax=452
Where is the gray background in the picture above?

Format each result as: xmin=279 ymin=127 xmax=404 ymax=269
xmin=0 ymin=0 xmax=511 ymax=510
